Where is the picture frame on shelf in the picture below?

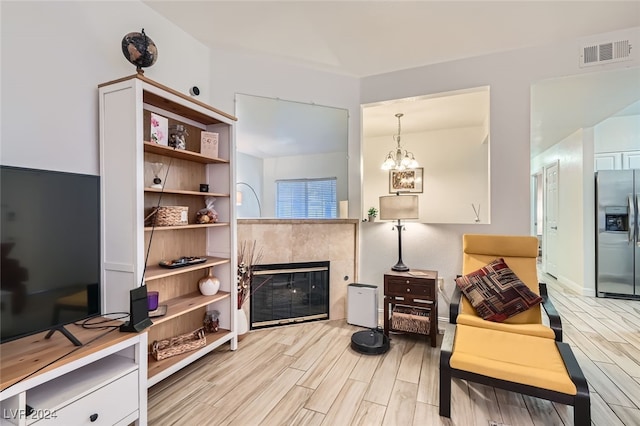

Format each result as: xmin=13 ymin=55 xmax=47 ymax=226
xmin=200 ymin=131 xmax=219 ymax=158
xmin=389 ymin=168 xmax=423 ymax=193
xmin=150 ymin=113 xmax=168 ymax=146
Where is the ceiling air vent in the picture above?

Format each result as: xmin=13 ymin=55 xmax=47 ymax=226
xmin=580 ymin=40 xmax=632 ymax=67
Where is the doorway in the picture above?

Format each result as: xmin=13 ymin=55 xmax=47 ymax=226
xmin=531 ymin=172 xmax=543 ymax=260
xmin=544 ymin=161 xmax=559 ymax=278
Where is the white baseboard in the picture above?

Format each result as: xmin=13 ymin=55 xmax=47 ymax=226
xmin=582 ymin=288 xmax=596 ymax=297
xmin=556 ymin=274 xmax=595 ymax=297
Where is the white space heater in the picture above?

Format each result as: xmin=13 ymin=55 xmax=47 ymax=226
xmin=347 ymin=283 xmax=378 ymax=328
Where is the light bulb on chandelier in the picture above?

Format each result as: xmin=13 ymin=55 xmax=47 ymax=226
xmin=381 ymin=113 xmax=418 ymax=171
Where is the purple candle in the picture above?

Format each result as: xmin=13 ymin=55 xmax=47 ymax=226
xmin=147 ymin=291 xmax=159 ymax=311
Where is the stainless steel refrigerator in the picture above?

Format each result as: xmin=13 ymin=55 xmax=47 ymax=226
xmin=595 ymin=170 xmax=640 ymax=298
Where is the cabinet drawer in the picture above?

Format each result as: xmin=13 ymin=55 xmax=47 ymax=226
xmin=31 ymin=371 xmax=138 ymax=426
xmin=385 ymin=278 xmax=434 ymax=298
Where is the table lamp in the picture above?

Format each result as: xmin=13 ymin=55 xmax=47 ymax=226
xmin=379 ymin=193 xmax=419 ymax=272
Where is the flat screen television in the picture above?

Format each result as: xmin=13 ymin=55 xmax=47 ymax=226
xmin=1 ymin=165 xmax=101 ymax=344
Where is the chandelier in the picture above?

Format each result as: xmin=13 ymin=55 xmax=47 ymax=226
xmin=381 ymin=113 xmax=418 ymax=171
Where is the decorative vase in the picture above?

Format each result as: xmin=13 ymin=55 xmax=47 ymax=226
xmin=198 ymin=268 xmax=220 ymax=296
xmin=236 ymin=308 xmax=249 ymax=338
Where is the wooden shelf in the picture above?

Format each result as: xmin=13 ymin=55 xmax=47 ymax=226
xmin=143 ymin=141 xmax=228 ymax=164
xmin=151 ymin=291 xmax=230 ymax=326
xmin=144 ymin=222 xmax=230 ymax=232
xmin=100 ymin=75 xmax=236 ymax=389
xmin=147 ymin=329 xmax=232 ymax=383
xmin=0 ymin=320 xmax=135 ymax=392
xmin=144 ymin=187 xmax=230 ymax=197
xmin=144 ymin=256 xmax=230 ymax=281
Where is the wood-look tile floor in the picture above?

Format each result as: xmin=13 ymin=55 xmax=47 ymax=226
xmin=148 ymin=275 xmax=640 ymax=425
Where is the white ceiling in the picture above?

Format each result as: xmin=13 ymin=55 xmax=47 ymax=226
xmin=144 ymin=1 xmax=640 ymax=157
xmin=144 ymin=1 xmax=640 ymax=78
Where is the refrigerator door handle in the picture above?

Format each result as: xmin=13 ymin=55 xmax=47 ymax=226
xmin=630 ymin=194 xmax=636 ymax=245
xmin=636 ymin=194 xmax=639 ymax=246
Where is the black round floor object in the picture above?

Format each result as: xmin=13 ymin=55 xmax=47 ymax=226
xmin=351 ymin=328 xmax=390 ymax=355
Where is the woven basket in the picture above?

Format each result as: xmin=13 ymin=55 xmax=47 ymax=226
xmin=154 ymin=206 xmax=188 ymax=226
xmin=391 ymin=305 xmax=430 ymax=335
xmin=151 ymin=327 xmax=206 ymax=361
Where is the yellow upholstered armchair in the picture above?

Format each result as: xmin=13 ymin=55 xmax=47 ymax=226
xmin=450 ymin=233 xmax=562 ymax=341
xmin=440 ymin=234 xmax=590 ymax=424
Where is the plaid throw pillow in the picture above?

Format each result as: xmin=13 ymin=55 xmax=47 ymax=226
xmin=455 ymin=258 xmax=542 ymax=322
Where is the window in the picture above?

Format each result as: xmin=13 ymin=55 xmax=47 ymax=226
xmin=276 ymin=178 xmax=337 ymax=219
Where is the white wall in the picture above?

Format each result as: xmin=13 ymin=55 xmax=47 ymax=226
xmin=532 ymin=129 xmax=590 ymax=295
xmin=262 ymin=151 xmax=348 ymax=217
xmin=360 ymin=51 xmax=541 ymax=309
xmin=1 ymin=1 xmax=361 ymax=195
xmin=595 ymin=115 xmax=640 ymax=153
xmin=237 ymin=150 xmax=348 ymax=219
xmin=360 ymin=27 xmax=640 ymax=318
xmin=363 ymin=126 xmax=489 ymax=224
xmin=1 ymin=1 xmax=360 ymax=315
xmin=531 ymin=68 xmax=638 ymax=298
xmin=582 ymin=128 xmax=596 ymax=298
xmin=203 ymin=46 xmax=362 ymax=219
xmin=1 ymin=1 xmax=213 ymax=175
xmin=2 ymin=2 xmax=638 ymax=319
xmin=236 ymin=152 xmax=264 ymax=218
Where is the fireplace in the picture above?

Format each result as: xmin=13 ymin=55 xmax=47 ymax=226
xmin=250 ymin=261 xmax=330 ymax=329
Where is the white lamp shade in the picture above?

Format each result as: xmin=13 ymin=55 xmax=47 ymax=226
xmin=379 ymin=195 xmax=419 ymax=220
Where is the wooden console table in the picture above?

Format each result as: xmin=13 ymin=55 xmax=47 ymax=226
xmin=383 ymin=269 xmax=438 ymax=347
xmin=0 ymin=320 xmax=147 ymax=425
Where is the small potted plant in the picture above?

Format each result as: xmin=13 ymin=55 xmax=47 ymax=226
xmin=367 ymin=207 xmax=378 ymax=222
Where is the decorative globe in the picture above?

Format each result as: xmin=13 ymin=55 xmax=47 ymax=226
xmin=121 ymin=29 xmax=157 ymax=72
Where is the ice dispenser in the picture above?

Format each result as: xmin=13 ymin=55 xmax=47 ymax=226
xmin=605 ymin=207 xmax=628 ymax=232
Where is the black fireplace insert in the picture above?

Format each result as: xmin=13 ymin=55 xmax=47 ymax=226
xmin=250 ymin=261 xmax=329 ymax=329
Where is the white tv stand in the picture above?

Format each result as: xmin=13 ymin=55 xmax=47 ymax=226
xmin=0 ymin=321 xmax=147 ymax=425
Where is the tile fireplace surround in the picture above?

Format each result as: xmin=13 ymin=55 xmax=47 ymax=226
xmin=237 ymin=219 xmax=359 ymax=320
